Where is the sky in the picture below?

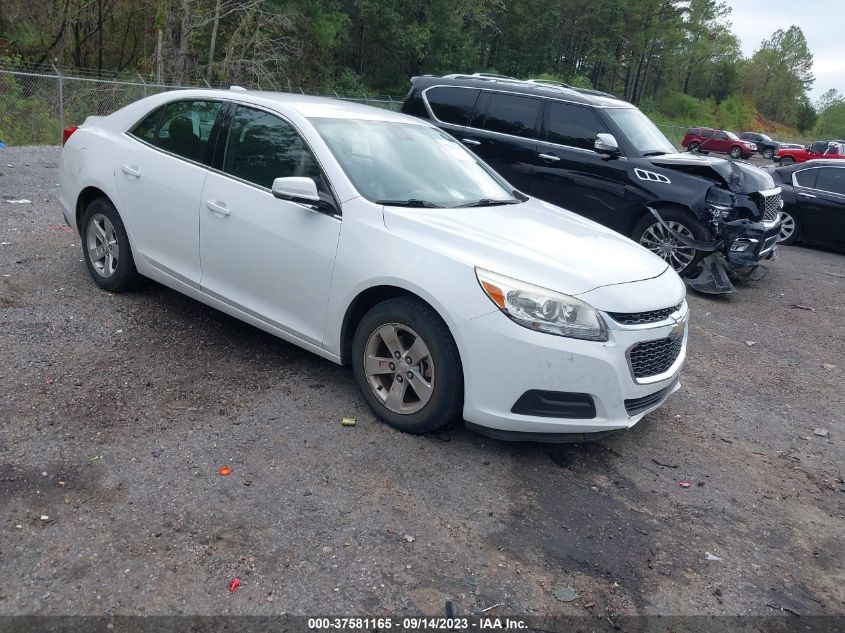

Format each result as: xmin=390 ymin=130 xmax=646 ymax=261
xmin=723 ymin=0 xmax=845 ymax=102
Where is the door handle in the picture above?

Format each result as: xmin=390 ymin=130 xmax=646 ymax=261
xmin=206 ymin=200 xmax=231 ymax=216
xmin=798 ymin=192 xmax=816 ymax=198
xmin=461 ymin=138 xmax=481 ymax=146
xmin=121 ymin=164 xmax=141 ymax=178
xmin=539 ymin=153 xmax=561 ymax=162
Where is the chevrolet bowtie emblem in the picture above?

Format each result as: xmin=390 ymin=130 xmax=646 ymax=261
xmin=669 ymin=316 xmax=686 ymax=339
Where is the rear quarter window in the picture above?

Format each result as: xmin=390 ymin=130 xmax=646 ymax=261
xmin=425 ymin=87 xmax=480 ymax=126
xmin=130 ymin=107 xmax=164 ymax=143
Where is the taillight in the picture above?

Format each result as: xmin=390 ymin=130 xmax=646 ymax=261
xmin=62 ymin=126 xmax=79 ymax=146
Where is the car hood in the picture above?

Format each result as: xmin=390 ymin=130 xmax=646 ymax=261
xmin=382 ymin=198 xmax=669 ymax=296
xmin=647 ymin=152 xmax=775 ymax=193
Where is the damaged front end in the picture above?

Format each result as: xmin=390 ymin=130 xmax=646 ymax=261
xmin=646 ymin=155 xmax=782 ymax=294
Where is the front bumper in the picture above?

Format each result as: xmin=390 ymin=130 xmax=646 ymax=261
xmin=722 ymin=218 xmax=781 ymax=270
xmin=454 ymin=302 xmax=687 ymax=437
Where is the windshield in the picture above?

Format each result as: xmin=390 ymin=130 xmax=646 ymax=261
xmin=310 ymin=118 xmax=518 ymax=208
xmin=760 ymin=133 xmax=773 ymax=141
xmin=604 ymin=107 xmax=676 ymax=156
xmin=725 ymin=131 xmax=739 ymax=140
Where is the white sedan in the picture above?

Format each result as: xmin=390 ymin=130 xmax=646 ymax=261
xmin=59 ymin=89 xmax=688 ymax=440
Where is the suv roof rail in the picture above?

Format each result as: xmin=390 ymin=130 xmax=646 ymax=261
xmin=440 ymin=73 xmax=581 ymax=95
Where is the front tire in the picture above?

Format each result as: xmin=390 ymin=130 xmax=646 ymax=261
xmin=632 ymin=207 xmax=709 ymax=276
xmin=780 ymin=156 xmax=795 ymax=166
xmin=81 ymin=197 xmax=143 ymax=292
xmin=778 ymin=210 xmax=799 ymax=245
xmin=351 ymin=296 xmax=463 ymax=434
xmin=729 ymin=146 xmax=742 ymax=159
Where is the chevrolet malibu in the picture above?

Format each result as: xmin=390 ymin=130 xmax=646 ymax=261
xmin=59 ymin=90 xmax=688 ymax=441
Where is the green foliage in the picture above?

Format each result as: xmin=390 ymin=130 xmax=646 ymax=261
xmin=814 ymin=99 xmax=845 ymax=139
xmin=0 ymin=0 xmax=829 ymax=135
xmin=656 ymin=92 xmax=717 ymax=126
xmin=741 ymin=25 xmax=814 ymax=126
xmin=796 ymin=98 xmax=817 ymax=134
xmin=0 ymin=73 xmax=60 ymax=145
xmin=716 ymin=94 xmax=756 ymax=131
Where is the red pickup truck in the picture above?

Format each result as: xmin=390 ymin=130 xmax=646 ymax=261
xmin=774 ymin=141 xmax=845 ymax=165
xmin=681 ymin=127 xmax=757 ymax=159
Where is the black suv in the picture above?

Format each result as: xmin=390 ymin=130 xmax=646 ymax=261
xmin=738 ymin=132 xmax=780 ymax=160
xmin=402 ymin=75 xmax=782 ymax=294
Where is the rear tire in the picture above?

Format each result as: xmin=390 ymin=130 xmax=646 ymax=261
xmin=688 ymin=142 xmax=701 ymax=154
xmin=351 ymin=296 xmax=463 ymax=434
xmin=632 ymin=207 xmax=709 ymax=276
xmin=80 ymin=197 xmax=143 ymax=292
xmin=780 ymin=156 xmax=795 ymax=166
xmin=762 ymin=148 xmax=775 ymax=160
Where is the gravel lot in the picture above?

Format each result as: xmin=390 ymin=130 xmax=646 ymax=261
xmin=1 ymin=147 xmax=843 ymax=619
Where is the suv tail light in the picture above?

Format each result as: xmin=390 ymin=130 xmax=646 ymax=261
xmin=62 ymin=126 xmax=79 ymax=146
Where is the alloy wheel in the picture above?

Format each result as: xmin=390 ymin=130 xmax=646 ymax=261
xmin=363 ymin=323 xmax=435 ymax=415
xmin=639 ymin=221 xmax=697 ymax=272
xmin=86 ymin=213 xmax=120 ymax=278
xmin=778 ymin=211 xmax=796 ymax=242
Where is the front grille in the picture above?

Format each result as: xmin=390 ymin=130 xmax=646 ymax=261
xmin=624 ymin=379 xmax=679 ymax=416
xmin=756 ymin=191 xmax=782 ymax=221
xmin=628 ymin=336 xmax=683 ymax=378
xmin=608 ymin=303 xmax=682 ymax=326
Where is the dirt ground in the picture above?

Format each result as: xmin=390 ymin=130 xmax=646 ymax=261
xmin=1 ymin=147 xmax=843 ymax=620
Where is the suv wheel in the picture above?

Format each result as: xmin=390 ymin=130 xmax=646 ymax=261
xmin=81 ymin=197 xmax=144 ymax=292
xmin=633 ymin=208 xmax=708 ymax=276
xmin=688 ymin=142 xmax=701 ymax=154
xmin=762 ymin=148 xmax=775 ymax=160
xmin=780 ymin=156 xmax=795 ymax=166
xmin=729 ymin=146 xmax=742 ymax=159
xmin=778 ymin=210 xmax=799 ymax=245
xmin=351 ymin=296 xmax=463 ymax=434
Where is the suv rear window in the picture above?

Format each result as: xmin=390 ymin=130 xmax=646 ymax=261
xmin=425 ymin=87 xmax=480 ymax=126
xmin=477 ymin=93 xmax=540 ymax=138
xmin=545 ymin=101 xmax=608 ymax=150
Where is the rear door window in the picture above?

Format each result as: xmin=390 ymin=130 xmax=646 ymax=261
xmin=815 ymin=167 xmax=845 ymax=195
xmin=425 ymin=87 xmax=480 ymax=126
xmin=544 ymin=101 xmax=608 ymax=150
xmin=478 ymin=93 xmax=541 ymax=138
xmin=153 ymin=100 xmax=223 ymax=162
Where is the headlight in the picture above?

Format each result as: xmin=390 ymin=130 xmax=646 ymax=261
xmin=475 ymin=269 xmax=608 ymax=341
xmin=706 ymin=187 xmax=735 ymax=211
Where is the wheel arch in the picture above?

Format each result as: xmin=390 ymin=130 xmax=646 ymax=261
xmin=76 ymin=186 xmax=113 ymax=234
xmin=625 ymin=200 xmax=703 ymax=239
xmin=339 ymin=284 xmax=452 ymax=367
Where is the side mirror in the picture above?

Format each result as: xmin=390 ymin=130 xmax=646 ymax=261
xmin=271 ymin=176 xmax=320 ymax=203
xmin=595 ymin=133 xmax=620 ymax=155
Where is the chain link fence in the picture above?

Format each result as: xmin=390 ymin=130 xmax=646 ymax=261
xmin=0 ymin=66 xmax=402 ymax=146
xmin=0 ymin=65 xmax=815 ymax=149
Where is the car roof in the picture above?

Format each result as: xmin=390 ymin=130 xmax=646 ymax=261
xmin=776 ymin=159 xmax=845 ymax=173
xmin=410 ymin=75 xmax=632 ymax=108
xmin=151 ymin=88 xmax=427 ymax=124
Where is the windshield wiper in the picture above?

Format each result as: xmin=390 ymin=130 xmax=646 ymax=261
xmin=642 ymin=150 xmax=668 ymax=157
xmin=375 ymin=198 xmax=442 ymax=208
xmin=455 ymin=198 xmax=521 ymax=208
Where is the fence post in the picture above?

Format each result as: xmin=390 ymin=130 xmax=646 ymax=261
xmin=52 ymin=64 xmax=64 ymax=142
xmin=138 ymin=73 xmax=147 ymax=97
